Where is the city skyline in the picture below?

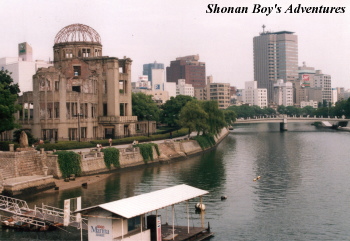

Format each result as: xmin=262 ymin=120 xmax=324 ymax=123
xmin=1 ymin=0 xmax=349 ymax=89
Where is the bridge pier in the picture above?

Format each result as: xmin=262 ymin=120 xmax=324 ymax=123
xmin=280 ymin=119 xmax=288 ymax=131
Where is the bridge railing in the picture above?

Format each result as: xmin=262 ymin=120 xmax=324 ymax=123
xmin=0 ymin=195 xmax=30 ymax=214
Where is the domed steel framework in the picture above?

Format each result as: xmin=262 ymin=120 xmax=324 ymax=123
xmin=54 ymin=23 xmax=101 ymax=44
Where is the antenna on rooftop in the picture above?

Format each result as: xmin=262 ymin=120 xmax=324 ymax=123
xmin=262 ymin=24 xmax=266 ymax=33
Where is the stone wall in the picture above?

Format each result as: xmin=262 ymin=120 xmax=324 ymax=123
xmin=0 ymin=149 xmax=45 ymax=179
xmin=1 ymin=128 xmax=230 ymax=180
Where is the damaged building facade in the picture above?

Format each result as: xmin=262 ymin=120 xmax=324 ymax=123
xmin=18 ymin=24 xmax=141 ymax=141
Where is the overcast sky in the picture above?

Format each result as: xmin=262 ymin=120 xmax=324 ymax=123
xmin=1 ymin=0 xmax=349 ymax=89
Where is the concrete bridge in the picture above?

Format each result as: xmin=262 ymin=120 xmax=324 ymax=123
xmin=235 ymin=116 xmax=350 ymax=131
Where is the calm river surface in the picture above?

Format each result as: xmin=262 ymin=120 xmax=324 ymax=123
xmin=1 ymin=122 xmax=350 ymax=240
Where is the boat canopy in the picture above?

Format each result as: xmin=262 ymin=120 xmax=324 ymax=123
xmin=77 ymin=184 xmax=208 ymax=219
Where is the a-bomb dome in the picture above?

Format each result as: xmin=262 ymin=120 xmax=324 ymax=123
xmin=54 ymin=23 xmax=101 ymax=44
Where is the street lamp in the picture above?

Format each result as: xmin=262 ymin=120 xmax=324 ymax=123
xmin=74 ymin=113 xmax=84 ymax=142
xmin=147 ymin=115 xmax=152 ymax=137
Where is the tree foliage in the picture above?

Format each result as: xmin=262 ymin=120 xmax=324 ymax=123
xmin=223 ymin=110 xmax=237 ymax=126
xmin=0 ymin=70 xmax=21 ymax=133
xmin=160 ymin=95 xmax=194 ymax=127
xmin=132 ymin=92 xmax=160 ymax=121
xmin=178 ymin=100 xmax=208 ymax=135
xmin=227 ymin=105 xmax=276 ymax=119
xmin=201 ymin=100 xmax=226 ymax=136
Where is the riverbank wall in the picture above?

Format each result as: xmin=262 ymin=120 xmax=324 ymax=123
xmin=46 ymin=127 xmax=229 ymax=178
xmin=0 ymin=128 xmax=229 ymax=194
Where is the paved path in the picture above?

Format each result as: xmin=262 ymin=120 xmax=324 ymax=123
xmin=69 ymin=132 xmax=197 ymax=153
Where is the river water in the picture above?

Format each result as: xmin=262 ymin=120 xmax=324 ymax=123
xmin=1 ymin=122 xmax=350 ymax=240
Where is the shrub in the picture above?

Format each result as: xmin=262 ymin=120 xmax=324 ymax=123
xmin=134 ymin=143 xmax=160 ymax=163
xmin=54 ymin=151 xmax=82 ymax=178
xmin=36 ymin=141 xmax=95 ymax=151
xmin=0 ymin=142 xmax=19 ymax=151
xmin=192 ymin=135 xmax=216 ymax=150
xmin=101 ymin=148 xmax=120 ymax=169
xmin=13 ymin=129 xmax=38 ymax=146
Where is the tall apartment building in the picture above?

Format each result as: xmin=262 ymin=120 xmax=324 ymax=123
xmin=314 ymin=70 xmax=332 ymax=104
xmin=152 ymin=68 xmax=165 ymax=91
xmin=253 ymin=27 xmax=298 ymax=102
xmin=242 ymin=81 xmax=268 ymax=108
xmin=18 ymin=24 xmax=138 ymax=141
xmin=273 ymin=79 xmax=293 ymax=106
xmin=143 ymin=61 xmax=164 ymax=85
xmin=166 ymin=55 xmax=206 ymax=88
xmin=0 ymin=42 xmax=52 ymax=93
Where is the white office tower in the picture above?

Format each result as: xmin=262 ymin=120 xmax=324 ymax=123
xmin=176 ymin=79 xmax=194 ymax=97
xmin=273 ymin=79 xmax=293 ymax=106
xmin=152 ymin=69 xmax=165 ymax=91
xmin=0 ymin=42 xmax=52 ymax=93
xmin=242 ymin=81 xmax=268 ymax=108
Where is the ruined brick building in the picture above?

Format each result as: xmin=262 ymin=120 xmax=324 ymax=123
xmin=18 ymin=24 xmax=140 ymax=141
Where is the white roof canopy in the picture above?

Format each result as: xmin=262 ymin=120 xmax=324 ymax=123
xmin=78 ymin=184 xmax=208 ymax=219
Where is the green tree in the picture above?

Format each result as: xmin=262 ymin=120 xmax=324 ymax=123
xmin=301 ymin=106 xmax=315 ymax=116
xmin=264 ymin=107 xmax=277 ymax=116
xmin=333 ymin=98 xmax=350 ymax=118
xmin=132 ymin=92 xmax=160 ymax=121
xmin=277 ymin=105 xmax=287 ymax=114
xmin=160 ymin=95 xmax=194 ymax=126
xmin=178 ymin=100 xmax=208 ymax=136
xmin=0 ymin=70 xmax=21 ymax=133
xmin=227 ymin=105 xmax=255 ymax=119
xmin=223 ymin=110 xmax=237 ymax=126
xmin=286 ymin=106 xmax=301 ymax=116
xmin=201 ymin=100 xmax=226 ymax=136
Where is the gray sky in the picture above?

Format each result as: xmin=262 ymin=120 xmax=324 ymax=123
xmin=1 ymin=0 xmax=349 ymax=89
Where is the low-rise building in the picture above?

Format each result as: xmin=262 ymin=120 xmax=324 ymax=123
xmin=176 ymin=79 xmax=194 ymax=97
xmin=18 ymin=24 xmax=141 ymax=141
xmin=273 ymin=79 xmax=293 ymax=106
xmin=242 ymin=81 xmax=267 ymax=108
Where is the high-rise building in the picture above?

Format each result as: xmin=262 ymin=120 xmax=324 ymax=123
xmin=166 ymin=55 xmax=206 ymax=88
xmin=253 ymin=27 xmax=298 ymax=102
xmin=152 ymin=69 xmax=165 ymax=91
xmin=314 ymin=70 xmax=332 ymax=104
xmin=143 ymin=61 xmax=164 ymax=84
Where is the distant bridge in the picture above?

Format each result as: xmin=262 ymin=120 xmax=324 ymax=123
xmin=235 ymin=116 xmax=350 ymax=131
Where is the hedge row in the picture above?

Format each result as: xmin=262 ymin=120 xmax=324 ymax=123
xmin=0 ymin=142 xmax=20 ymax=151
xmin=36 ymin=141 xmax=95 ymax=151
xmin=35 ymin=128 xmax=189 ymax=151
xmin=0 ymin=128 xmax=189 ymax=152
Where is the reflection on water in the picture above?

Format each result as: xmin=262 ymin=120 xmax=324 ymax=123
xmin=1 ymin=123 xmax=350 ymax=240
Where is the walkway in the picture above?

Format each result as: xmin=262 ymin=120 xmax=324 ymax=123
xmin=69 ymin=132 xmax=198 ymax=153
